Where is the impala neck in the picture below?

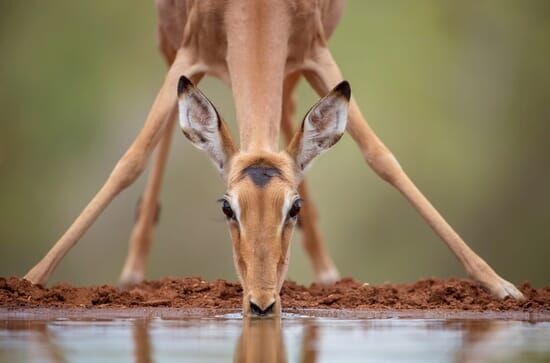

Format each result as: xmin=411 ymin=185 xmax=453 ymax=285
xmin=225 ymin=1 xmax=290 ymax=152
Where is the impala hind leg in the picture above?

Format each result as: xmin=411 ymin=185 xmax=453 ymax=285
xmin=118 ymin=114 xmax=176 ymax=286
xmin=281 ymin=73 xmax=339 ymax=284
xmin=24 ymin=50 xmax=202 ymax=285
xmin=302 ymin=47 xmax=523 ymax=299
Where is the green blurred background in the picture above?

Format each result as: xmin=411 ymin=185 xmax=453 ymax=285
xmin=0 ymin=1 xmax=548 ymax=287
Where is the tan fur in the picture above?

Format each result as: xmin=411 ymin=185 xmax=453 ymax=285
xmin=280 ymin=75 xmax=339 ymax=283
xmin=226 ymin=152 xmax=297 ymax=314
xmin=235 ymin=318 xmax=285 ymax=363
xmin=24 ymin=0 xmax=523 ymax=316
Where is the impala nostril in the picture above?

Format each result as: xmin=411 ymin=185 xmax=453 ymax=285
xmin=249 ymin=301 xmax=275 ymax=316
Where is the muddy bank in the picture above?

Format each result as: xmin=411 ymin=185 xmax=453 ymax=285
xmin=1 ymin=277 xmax=549 ymax=312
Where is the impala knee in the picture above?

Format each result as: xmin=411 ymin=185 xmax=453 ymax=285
xmin=110 ymin=151 xmax=147 ymax=190
xmin=363 ymin=148 xmax=403 ymax=184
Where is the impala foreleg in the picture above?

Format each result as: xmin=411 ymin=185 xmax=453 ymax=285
xmin=302 ymin=47 xmax=523 ymax=299
xmin=24 ymin=50 xmax=202 ymax=285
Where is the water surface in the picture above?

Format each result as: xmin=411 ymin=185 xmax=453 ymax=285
xmin=1 ymin=314 xmax=549 ymax=362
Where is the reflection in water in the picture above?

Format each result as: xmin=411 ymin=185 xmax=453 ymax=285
xmin=132 ymin=319 xmax=153 ymax=363
xmin=452 ymin=320 xmax=501 ymax=363
xmin=452 ymin=320 xmax=543 ymax=363
xmin=234 ymin=318 xmax=318 ymax=363
xmin=2 ymin=320 xmax=67 ymax=363
xmin=1 ymin=317 xmax=550 ymax=362
xmin=300 ymin=322 xmax=319 ymax=363
xmin=234 ymin=318 xmax=286 ymax=363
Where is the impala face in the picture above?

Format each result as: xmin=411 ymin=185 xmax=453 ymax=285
xmin=177 ymin=76 xmax=350 ymax=316
xmin=224 ymin=152 xmax=302 ymax=316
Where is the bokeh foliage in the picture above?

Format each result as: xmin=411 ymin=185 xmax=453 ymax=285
xmin=1 ymin=1 xmax=549 ymax=286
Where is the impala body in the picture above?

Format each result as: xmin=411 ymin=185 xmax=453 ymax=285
xmin=24 ymin=0 xmax=523 ymax=316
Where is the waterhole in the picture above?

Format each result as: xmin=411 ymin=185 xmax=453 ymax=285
xmin=1 ymin=313 xmax=549 ymax=362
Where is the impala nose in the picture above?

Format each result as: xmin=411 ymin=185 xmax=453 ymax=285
xmin=249 ymin=300 xmax=276 ymax=316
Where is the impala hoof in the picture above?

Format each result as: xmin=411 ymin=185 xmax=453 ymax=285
xmin=118 ymin=270 xmax=144 ymax=289
xmin=23 ymin=266 xmax=49 ymax=286
xmin=316 ymin=266 xmax=340 ymax=285
xmin=489 ymin=277 xmax=525 ymax=300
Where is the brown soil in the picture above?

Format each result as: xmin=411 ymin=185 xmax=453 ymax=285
xmin=1 ymin=276 xmax=549 ymax=312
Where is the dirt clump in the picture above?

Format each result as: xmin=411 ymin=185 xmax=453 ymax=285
xmin=0 ymin=276 xmax=549 ymax=312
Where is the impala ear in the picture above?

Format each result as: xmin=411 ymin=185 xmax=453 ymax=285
xmin=286 ymin=81 xmax=350 ymax=178
xmin=177 ymin=76 xmax=236 ymax=178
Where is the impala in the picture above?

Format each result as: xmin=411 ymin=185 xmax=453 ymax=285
xmin=24 ymin=0 xmax=523 ymax=316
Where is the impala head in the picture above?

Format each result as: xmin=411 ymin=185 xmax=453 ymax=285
xmin=177 ymin=76 xmax=350 ymax=316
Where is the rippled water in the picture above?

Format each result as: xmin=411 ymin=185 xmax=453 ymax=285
xmin=1 ymin=314 xmax=549 ymax=363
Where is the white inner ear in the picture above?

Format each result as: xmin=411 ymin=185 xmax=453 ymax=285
xmin=178 ymin=91 xmax=226 ymax=174
xmin=297 ymin=96 xmax=348 ymax=172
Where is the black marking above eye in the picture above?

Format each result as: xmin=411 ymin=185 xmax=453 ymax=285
xmin=242 ymin=165 xmax=281 ymax=187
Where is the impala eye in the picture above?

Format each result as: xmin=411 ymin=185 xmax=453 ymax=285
xmin=288 ymin=199 xmax=302 ymax=219
xmin=221 ymin=199 xmax=235 ymax=220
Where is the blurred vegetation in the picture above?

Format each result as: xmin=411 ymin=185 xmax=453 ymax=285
xmin=0 ymin=1 xmax=548 ymax=287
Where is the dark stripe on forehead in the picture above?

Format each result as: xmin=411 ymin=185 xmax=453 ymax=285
xmin=242 ymin=165 xmax=281 ymax=187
